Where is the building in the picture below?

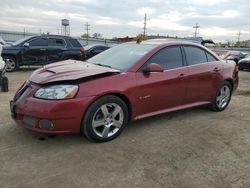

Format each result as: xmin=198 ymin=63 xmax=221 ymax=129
xmin=0 ymin=30 xmax=38 ymax=43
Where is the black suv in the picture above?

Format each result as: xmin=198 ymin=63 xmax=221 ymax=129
xmin=2 ymin=35 xmax=85 ymax=71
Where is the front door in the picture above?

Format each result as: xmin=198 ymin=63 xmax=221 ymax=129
xmin=134 ymin=46 xmax=188 ymax=119
xmin=22 ymin=37 xmax=48 ymax=65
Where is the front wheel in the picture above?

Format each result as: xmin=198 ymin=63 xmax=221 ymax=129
xmin=82 ymin=95 xmax=128 ymax=142
xmin=209 ymin=81 xmax=232 ymax=112
xmin=4 ymin=56 xmax=18 ymax=72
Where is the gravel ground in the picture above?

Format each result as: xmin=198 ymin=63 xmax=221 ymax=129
xmin=0 ymin=68 xmax=250 ymax=188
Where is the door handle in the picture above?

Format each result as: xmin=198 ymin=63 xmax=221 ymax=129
xmin=178 ymin=73 xmax=185 ymax=79
xmin=213 ymin=67 xmax=220 ymax=72
xmin=40 ymin=48 xmax=46 ymax=51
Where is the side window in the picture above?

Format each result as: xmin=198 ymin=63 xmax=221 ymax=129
xmin=29 ymin=37 xmax=48 ymax=47
xmin=184 ymin=46 xmax=207 ymax=65
xmin=48 ymin=38 xmax=65 ymax=47
xmin=206 ymin=52 xmax=217 ymax=62
xmin=144 ymin=46 xmax=183 ymax=70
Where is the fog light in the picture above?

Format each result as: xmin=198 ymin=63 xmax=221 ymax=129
xmin=39 ymin=119 xmax=54 ymax=129
xmin=23 ymin=115 xmax=37 ymax=127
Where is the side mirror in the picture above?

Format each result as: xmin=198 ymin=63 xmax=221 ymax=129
xmin=23 ymin=42 xmax=30 ymax=47
xmin=142 ymin=63 xmax=164 ymax=74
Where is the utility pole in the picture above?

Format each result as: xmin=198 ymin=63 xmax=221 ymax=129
xmin=193 ymin=23 xmax=200 ymax=37
xmin=143 ymin=13 xmax=147 ymax=40
xmin=237 ymin=31 xmax=241 ymax=43
xmin=85 ymin=22 xmax=91 ymax=45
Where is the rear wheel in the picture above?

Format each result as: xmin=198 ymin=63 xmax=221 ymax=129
xmin=209 ymin=81 xmax=232 ymax=111
xmin=4 ymin=56 xmax=18 ymax=72
xmin=82 ymin=95 xmax=128 ymax=142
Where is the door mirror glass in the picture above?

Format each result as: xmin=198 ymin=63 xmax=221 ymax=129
xmin=23 ymin=42 xmax=30 ymax=47
xmin=143 ymin=63 xmax=164 ymax=74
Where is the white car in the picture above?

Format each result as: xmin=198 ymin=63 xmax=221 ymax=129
xmin=0 ymin=37 xmax=8 ymax=92
xmin=0 ymin=37 xmax=6 ymax=70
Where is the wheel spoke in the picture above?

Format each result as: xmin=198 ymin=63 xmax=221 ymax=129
xmin=102 ymin=126 xmax=110 ymax=138
xmin=112 ymin=119 xmax=122 ymax=128
xmin=92 ymin=119 xmax=105 ymax=128
xmin=111 ymin=105 xmax=122 ymax=118
xmin=100 ymin=105 xmax=109 ymax=117
xmin=224 ymin=88 xmax=230 ymax=97
xmin=217 ymin=95 xmax=223 ymax=102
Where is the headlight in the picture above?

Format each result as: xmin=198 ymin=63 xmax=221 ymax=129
xmin=34 ymin=85 xmax=79 ymax=100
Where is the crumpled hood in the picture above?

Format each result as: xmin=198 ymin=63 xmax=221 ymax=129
xmin=29 ymin=60 xmax=120 ymax=84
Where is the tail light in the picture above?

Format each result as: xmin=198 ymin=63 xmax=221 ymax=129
xmin=80 ymin=47 xmax=85 ymax=52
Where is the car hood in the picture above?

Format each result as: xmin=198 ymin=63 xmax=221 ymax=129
xmin=29 ymin=60 xmax=120 ymax=84
xmin=2 ymin=45 xmax=19 ymax=49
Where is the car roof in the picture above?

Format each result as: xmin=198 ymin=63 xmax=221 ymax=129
xmin=39 ymin=34 xmax=74 ymax=39
xmin=126 ymin=39 xmax=203 ymax=48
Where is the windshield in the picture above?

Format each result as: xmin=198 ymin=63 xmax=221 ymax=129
xmin=12 ymin=36 xmax=34 ymax=46
xmin=87 ymin=43 xmax=156 ymax=71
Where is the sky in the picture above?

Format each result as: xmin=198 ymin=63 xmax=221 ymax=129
xmin=0 ymin=0 xmax=250 ymax=42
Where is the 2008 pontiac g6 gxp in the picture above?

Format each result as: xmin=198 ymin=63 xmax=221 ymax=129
xmin=10 ymin=40 xmax=239 ymax=142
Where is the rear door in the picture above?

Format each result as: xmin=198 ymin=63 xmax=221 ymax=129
xmin=135 ymin=46 xmax=189 ymax=118
xmin=47 ymin=37 xmax=66 ymax=63
xmin=183 ymin=46 xmax=223 ymax=104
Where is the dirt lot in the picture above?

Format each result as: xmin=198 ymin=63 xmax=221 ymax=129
xmin=0 ymin=68 xmax=250 ymax=188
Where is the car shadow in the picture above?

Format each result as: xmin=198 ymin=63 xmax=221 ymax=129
xmin=17 ymin=105 xmax=211 ymax=146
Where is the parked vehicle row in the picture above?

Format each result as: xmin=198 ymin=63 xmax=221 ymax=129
xmin=238 ymin=54 xmax=250 ymax=70
xmin=2 ymin=35 xmax=85 ymax=72
xmin=10 ymin=40 xmax=239 ymax=142
xmin=84 ymin=44 xmax=110 ymax=59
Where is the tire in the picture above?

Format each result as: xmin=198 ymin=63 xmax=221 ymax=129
xmin=239 ymin=68 xmax=243 ymax=71
xmin=82 ymin=95 xmax=128 ymax=142
xmin=3 ymin=56 xmax=18 ymax=72
xmin=209 ymin=81 xmax=232 ymax=112
xmin=1 ymin=76 xmax=8 ymax=92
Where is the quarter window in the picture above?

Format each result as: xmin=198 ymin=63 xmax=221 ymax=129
xmin=184 ymin=46 xmax=207 ymax=65
xmin=144 ymin=46 xmax=183 ymax=70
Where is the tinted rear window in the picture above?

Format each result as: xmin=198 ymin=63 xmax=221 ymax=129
xmin=68 ymin=39 xmax=81 ymax=47
xmin=184 ymin=46 xmax=207 ymax=65
xmin=48 ymin=38 xmax=65 ymax=46
xmin=206 ymin=52 xmax=217 ymax=62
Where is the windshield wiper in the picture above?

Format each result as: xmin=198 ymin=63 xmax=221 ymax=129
xmin=95 ymin=63 xmax=112 ymax=68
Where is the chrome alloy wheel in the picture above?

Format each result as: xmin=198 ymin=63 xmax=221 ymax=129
xmin=216 ymin=85 xmax=231 ymax=109
xmin=92 ymin=103 xmax=124 ymax=138
xmin=5 ymin=58 xmax=16 ymax=72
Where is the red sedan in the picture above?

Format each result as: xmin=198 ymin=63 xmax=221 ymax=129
xmin=10 ymin=40 xmax=239 ymax=142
